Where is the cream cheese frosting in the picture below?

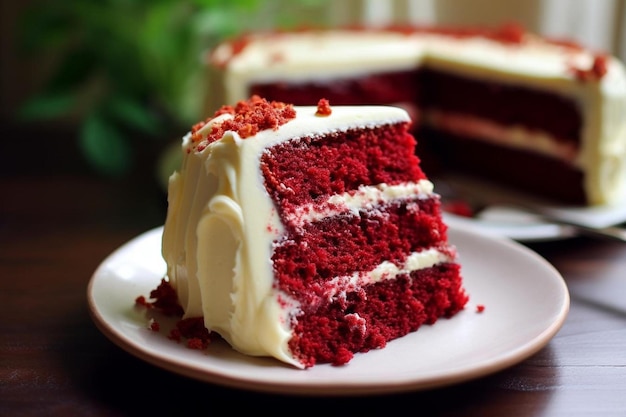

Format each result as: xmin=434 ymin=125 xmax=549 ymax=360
xmin=208 ymin=29 xmax=626 ymax=206
xmin=161 ymin=105 xmax=452 ymax=368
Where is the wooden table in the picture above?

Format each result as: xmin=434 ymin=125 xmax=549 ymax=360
xmin=2 ymin=129 xmax=626 ymax=416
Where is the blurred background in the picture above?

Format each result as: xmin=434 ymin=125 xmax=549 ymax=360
xmin=1 ymin=0 xmax=625 ymax=186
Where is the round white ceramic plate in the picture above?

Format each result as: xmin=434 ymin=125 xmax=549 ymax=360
xmin=87 ymin=225 xmax=569 ymax=396
xmin=443 ymin=209 xmax=577 ymax=242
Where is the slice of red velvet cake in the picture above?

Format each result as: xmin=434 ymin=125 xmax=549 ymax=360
xmin=158 ymin=96 xmax=468 ymax=369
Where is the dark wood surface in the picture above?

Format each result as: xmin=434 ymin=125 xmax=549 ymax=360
xmin=2 ymin=126 xmax=626 ymax=416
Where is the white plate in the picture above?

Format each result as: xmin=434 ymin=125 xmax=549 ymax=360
xmin=87 ymin=225 xmax=569 ymax=396
xmin=444 ymin=209 xmax=578 ymax=242
xmin=436 ymin=176 xmax=626 ymax=242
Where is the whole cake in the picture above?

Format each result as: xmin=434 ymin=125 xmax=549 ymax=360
xmin=159 ymin=96 xmax=468 ymax=369
xmin=206 ymin=24 xmax=626 ymax=206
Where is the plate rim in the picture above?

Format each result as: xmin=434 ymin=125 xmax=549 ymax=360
xmin=87 ymin=225 xmax=570 ymax=396
xmin=443 ymin=211 xmax=578 ymax=243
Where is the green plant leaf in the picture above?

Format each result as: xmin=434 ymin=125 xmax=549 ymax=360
xmin=79 ymin=112 xmax=132 ymax=177
xmin=105 ymin=95 xmax=161 ymax=136
xmin=18 ymin=91 xmax=76 ymax=120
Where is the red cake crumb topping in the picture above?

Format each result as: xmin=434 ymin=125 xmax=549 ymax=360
xmin=476 ymin=304 xmax=486 ymax=313
xmin=148 ymin=318 xmax=160 ymax=331
xmin=493 ymin=22 xmax=525 ymax=44
xmin=146 ymin=278 xmax=184 ymax=316
xmin=136 ymin=280 xmax=217 ymax=350
xmin=315 ymin=98 xmax=332 ymax=116
xmin=395 ymin=21 xmax=526 ymax=44
xmin=190 ymin=95 xmax=296 ymax=151
xmin=134 ymin=295 xmax=150 ymax=308
xmin=229 ymin=36 xmax=251 ymax=59
xmin=176 ymin=317 xmax=213 ymax=349
xmin=569 ymin=54 xmax=609 ymax=81
xmin=213 ymin=22 xmax=591 ymax=65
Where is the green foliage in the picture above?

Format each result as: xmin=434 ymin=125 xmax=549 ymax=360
xmin=18 ymin=0 xmax=329 ymax=177
xmin=80 ymin=111 xmax=132 ymax=177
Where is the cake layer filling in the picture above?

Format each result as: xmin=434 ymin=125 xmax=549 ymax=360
xmin=288 ymin=181 xmax=433 ymax=227
xmin=312 ymin=247 xmax=455 ymax=303
xmin=425 ymin=110 xmax=578 ymax=164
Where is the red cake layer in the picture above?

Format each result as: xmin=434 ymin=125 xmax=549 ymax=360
xmin=252 ymin=70 xmax=419 ymax=107
xmin=261 ymin=123 xmax=425 ymax=211
xmin=289 ymin=263 xmax=466 ymax=368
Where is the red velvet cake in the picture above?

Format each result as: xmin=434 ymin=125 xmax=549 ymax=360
xmin=157 ymin=96 xmax=468 ymax=368
xmin=207 ymin=24 xmax=626 ymax=206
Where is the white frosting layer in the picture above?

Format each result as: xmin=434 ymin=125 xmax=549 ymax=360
xmin=209 ymin=30 xmax=626 ymax=206
xmin=288 ymin=182 xmax=433 ymax=227
xmin=161 ymin=105 xmax=451 ymax=368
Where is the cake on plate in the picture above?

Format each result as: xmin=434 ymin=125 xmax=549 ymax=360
xmin=153 ymin=96 xmax=468 ymax=369
xmin=206 ymin=24 xmax=626 ymax=206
